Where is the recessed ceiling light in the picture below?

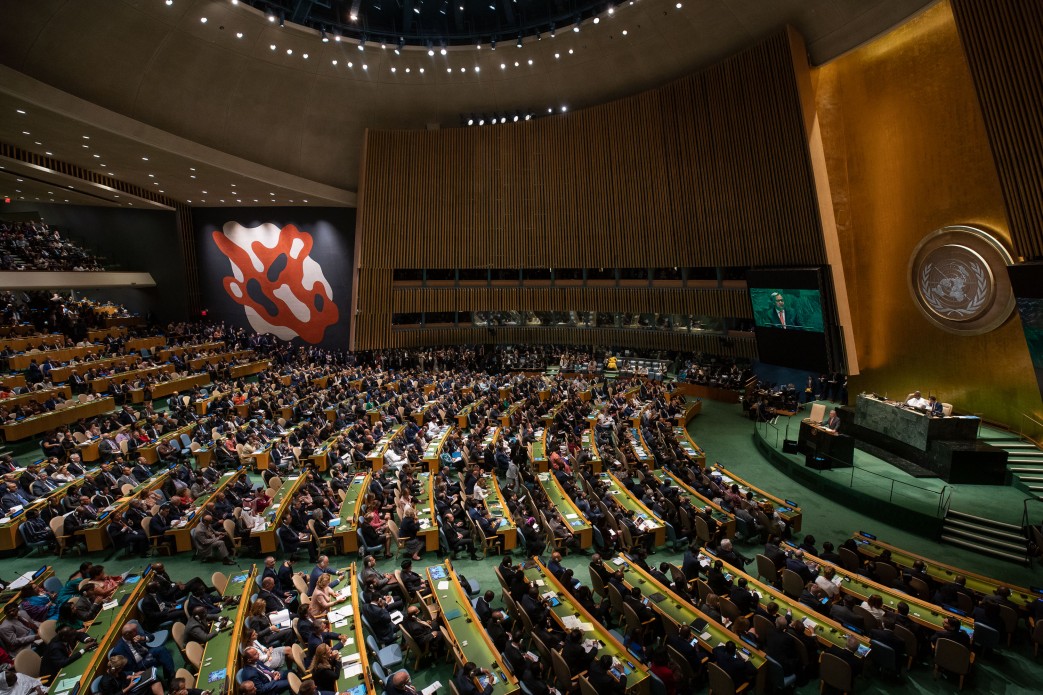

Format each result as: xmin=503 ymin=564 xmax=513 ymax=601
xmin=165 ymin=0 xmax=173 ymax=5
xmin=45 ymin=151 xmax=52 ymax=156
xmin=82 ymin=135 xmax=89 ymax=139
xmin=362 ymin=64 xmax=368 ymax=70
xmin=36 ymin=142 xmax=43 ymax=146
xmin=332 ymin=60 xmax=338 ymax=65
xmin=202 ymin=190 xmax=208 ymax=194
xmin=593 ymin=17 xmax=600 ymax=24
xmin=200 ymin=17 xmax=207 ymax=24
xmin=15 ymin=109 xmax=25 ymax=114
xmin=347 ymin=61 xmax=353 ymax=68
xmin=287 ymin=49 xmax=293 ymax=55
xmin=93 ymin=154 xmax=100 ymax=158
xmin=148 ymin=174 xmax=155 ymax=178
xmin=419 ymin=68 xmax=424 ymax=73
xmin=142 ymin=157 xmax=149 ymax=161
xmin=190 ymin=175 xmax=196 ymax=179
xmin=236 ymin=32 xmax=244 ymax=39
xmin=554 ymin=53 xmax=560 ymax=59
xmin=527 ymin=59 xmax=533 ymax=65
xmin=189 ymin=167 xmax=196 ymax=171
xmin=231 ymin=184 xmax=236 ymax=187
xmin=270 ymin=44 xmax=277 ymax=51
xmin=405 ymin=67 xmax=410 ymax=73
xmin=622 ymin=30 xmax=628 ymax=36
xmin=473 ymin=66 xmax=479 ymax=72
xmin=447 ymin=68 xmax=452 ymax=73
xmin=500 ymin=63 xmax=505 ymax=69
xmin=21 ymin=131 xmax=29 ymax=135
xmin=391 ymin=67 xmax=397 ymax=73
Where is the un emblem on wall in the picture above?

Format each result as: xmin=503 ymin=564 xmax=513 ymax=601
xmin=909 ymin=226 xmax=1015 ymax=335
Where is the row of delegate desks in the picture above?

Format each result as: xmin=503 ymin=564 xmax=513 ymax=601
xmin=415 ymin=471 xmax=440 ymax=552
xmin=167 ymin=469 xmax=247 ymax=552
xmin=334 ymin=473 xmax=370 ymax=554
xmin=156 ymin=342 xmax=225 ymax=361
xmin=427 ymin=560 xmax=520 ymax=694
xmin=187 ymin=350 xmax=254 ymax=371
xmin=673 ymin=425 xmax=706 ymax=463
xmin=50 ymin=355 xmax=143 ymax=384
xmin=851 ymin=532 xmax=1042 ymax=612
xmin=125 ymin=336 xmax=166 ymax=352
xmin=535 ymin=472 xmax=593 ymax=549
xmin=610 ymin=553 xmax=766 ymax=689
xmin=366 ymin=425 xmax=404 ymax=472
xmin=629 ymin=428 xmax=654 ymax=465
xmin=521 ymin=557 xmax=654 ymax=693
xmin=782 ymin=541 xmax=975 ymax=634
xmin=230 ymin=360 xmax=271 ymax=378
xmin=713 ymin=464 xmax=803 ymax=533
xmin=7 ymin=345 xmax=107 ymax=371
xmin=480 ymin=473 xmax=517 ymax=551
xmin=0 ymin=468 xmax=106 ymax=551
xmin=86 ymin=327 xmax=128 ymax=341
xmin=422 ymin=424 xmax=454 ymax=473
xmin=529 ymin=426 xmax=548 ymax=473
xmin=195 ymin=566 xmax=256 ymax=694
xmin=79 ymin=467 xmax=174 ymax=552
xmin=48 ymin=567 xmax=151 ymax=695
xmin=456 ymin=397 xmax=486 ymax=429
xmin=336 ymin=564 xmax=373 ymax=694
xmin=599 ymin=472 xmax=666 ymax=547
xmin=581 ymin=425 xmax=603 ymax=473
xmin=127 ymin=373 xmax=211 ymax=404
xmin=698 ymin=548 xmax=872 ymax=657
xmin=0 ymin=384 xmax=72 ymax=409
xmin=651 ymin=469 xmax=736 ymax=540
xmin=254 ymin=473 xmax=308 ymax=553
xmin=0 ymin=333 xmax=65 ymax=351
xmin=1 ymin=396 xmax=116 ymax=441
xmin=89 ymin=364 xmax=176 ymax=393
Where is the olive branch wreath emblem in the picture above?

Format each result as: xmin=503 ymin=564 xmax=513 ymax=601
xmin=919 ymin=260 xmax=988 ymax=318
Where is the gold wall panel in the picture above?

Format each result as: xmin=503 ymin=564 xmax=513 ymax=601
xmin=950 ymin=0 xmax=1043 ymax=261
xmin=354 ymin=31 xmax=823 ymax=354
xmin=814 ymin=1 xmax=1043 ymax=434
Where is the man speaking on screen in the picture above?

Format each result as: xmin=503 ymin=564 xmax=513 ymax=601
xmin=766 ymin=292 xmax=802 ymax=330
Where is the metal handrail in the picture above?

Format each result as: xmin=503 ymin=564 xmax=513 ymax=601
xmin=753 ymin=414 xmax=780 ymax=448
xmin=1022 ymin=497 xmax=1043 ymax=528
xmin=938 ymin=485 xmax=954 ymax=518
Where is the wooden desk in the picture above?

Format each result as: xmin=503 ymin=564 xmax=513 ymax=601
xmin=852 ymin=532 xmax=1039 ymax=612
xmin=699 ymin=548 xmax=871 ymax=655
xmin=46 ymin=569 xmax=149 ymax=695
xmin=1 ymin=396 xmax=115 ymax=441
xmin=365 ymin=425 xmax=404 ymax=472
xmin=254 ymin=474 xmax=308 ymax=553
xmin=425 ymin=560 xmax=519 ymax=694
xmin=784 ymin=541 xmax=974 ymax=633
xmin=581 ymin=425 xmax=602 ymax=473
xmin=601 ymin=472 xmax=666 ymax=547
xmin=628 ymin=427 xmax=654 ymax=466
xmin=167 ymin=470 xmax=246 ymax=552
xmin=421 ymin=424 xmax=454 ymax=473
xmin=89 ymin=364 xmax=174 ymax=393
xmin=195 ymin=566 xmax=256 ymax=695
xmin=0 ymin=384 xmax=71 ymax=409
xmin=187 ymin=350 xmax=254 ymax=371
xmin=517 ymin=558 xmax=651 ymax=694
xmin=0 ymin=374 xmax=27 ymax=390
xmin=613 ymin=554 xmax=766 ymax=686
xmin=481 ymin=474 xmax=517 ymax=551
xmin=230 ymin=360 xmax=270 ymax=378
xmin=157 ymin=342 xmax=224 ymax=361
xmin=50 ymin=355 xmax=143 ymax=383
xmin=0 ymin=334 xmax=64 ymax=351
xmin=7 ymin=345 xmax=105 ymax=371
xmin=135 ymin=373 xmax=211 ymax=403
xmin=415 ymin=472 xmax=439 ymax=552
xmin=673 ymin=425 xmax=707 ymax=464
xmin=713 ymin=464 xmax=802 ymax=532
xmin=536 ymin=472 xmax=592 ymax=549
xmin=334 ymin=473 xmax=370 ymax=554
xmin=137 ymin=423 xmax=197 ymax=465
xmin=79 ymin=469 xmax=172 ymax=552
xmin=126 ymin=336 xmax=166 ymax=352
xmin=336 ymin=564 xmax=373 ymax=692
xmin=87 ymin=327 xmax=127 ymax=341
xmin=652 ymin=469 xmax=735 ymax=540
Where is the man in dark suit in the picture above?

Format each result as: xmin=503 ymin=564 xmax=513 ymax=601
xmin=561 ymin=629 xmax=597 ymax=676
xmin=474 ymin=590 xmax=495 ymax=627
xmin=362 ymin=594 xmax=398 ymax=646
xmin=765 ymin=292 xmax=801 ymax=330
xmin=931 ymin=616 xmax=971 ymax=648
xmin=308 ymin=556 xmax=343 ymax=593
xmin=40 ymin=627 xmax=95 ymax=679
xmin=239 ymin=647 xmax=291 ymax=694
xmin=826 ymin=636 xmax=863 ymax=677
xmin=586 ymin=654 xmax=626 ymax=695
xmin=666 ymin=625 xmax=705 ymax=677
xmin=729 ymin=577 xmax=759 ymax=615
xmin=712 ymin=641 xmax=755 ymax=688
xmin=110 ymin=624 xmax=176 ymax=681
xmin=765 ymin=617 xmax=800 ymax=676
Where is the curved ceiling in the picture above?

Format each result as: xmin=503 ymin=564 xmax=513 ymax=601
xmin=0 ymin=0 xmax=935 ymax=204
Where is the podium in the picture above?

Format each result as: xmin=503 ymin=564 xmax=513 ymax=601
xmin=798 ymin=420 xmax=854 ymax=468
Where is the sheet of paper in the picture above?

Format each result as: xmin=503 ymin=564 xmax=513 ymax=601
xmin=343 ymin=663 xmax=364 ymax=678
xmin=420 ymin=681 xmax=441 ymax=695
xmin=611 ymin=557 xmax=625 ymax=565
xmin=102 ymin=600 xmax=119 ymax=610
xmin=561 ymin=615 xmax=581 ymax=630
xmin=437 ymin=581 xmax=449 ymax=590
xmin=332 ymin=620 xmax=348 ymax=629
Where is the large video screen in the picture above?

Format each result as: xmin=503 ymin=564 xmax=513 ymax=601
xmin=1008 ymin=263 xmax=1043 ymax=400
xmin=747 ymin=268 xmax=829 ymax=372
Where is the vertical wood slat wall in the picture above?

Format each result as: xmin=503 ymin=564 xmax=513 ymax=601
xmin=355 ymin=30 xmax=825 ymax=350
xmin=950 ymin=0 xmax=1043 ymax=260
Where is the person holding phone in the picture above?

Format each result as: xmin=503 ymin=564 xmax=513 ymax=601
xmin=99 ymin=655 xmax=162 ymax=695
xmin=587 ymin=655 xmax=627 ymax=695
xmin=453 ymin=661 xmax=494 ymax=695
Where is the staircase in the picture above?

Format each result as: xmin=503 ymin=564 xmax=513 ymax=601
xmin=940 ymin=509 xmax=1029 ymax=565
xmin=990 ymin=435 xmax=1043 ymax=497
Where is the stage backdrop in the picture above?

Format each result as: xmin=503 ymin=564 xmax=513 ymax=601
xmin=194 ymin=207 xmax=355 ymax=348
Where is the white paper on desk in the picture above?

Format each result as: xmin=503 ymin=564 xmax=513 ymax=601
xmin=269 ymin=609 xmax=291 ymax=628
xmin=542 ymin=592 xmax=557 ymax=601
xmin=565 ymin=513 xmax=578 ymax=519
xmin=420 ymin=681 xmax=441 ymax=695
xmin=832 ymin=576 xmax=843 ymax=586
xmin=579 ymin=621 xmax=594 ymax=632
xmin=341 ymin=652 xmax=362 ymax=664
xmin=535 ymin=579 xmax=545 ymax=587
xmin=102 ymin=600 xmax=119 ymax=610
xmin=803 ymin=618 xmax=817 ymax=631
xmin=611 ymin=557 xmax=625 ymax=566
xmin=561 ymin=615 xmax=581 ymax=630
xmin=343 ymin=637 xmax=354 ymax=646
xmin=390 ymin=610 xmax=404 ymax=624
xmin=56 ymin=678 xmax=80 ymax=692
xmin=0 ymin=518 xmax=11 ymax=525
xmin=437 ymin=581 xmax=449 ymax=590
xmin=332 ymin=620 xmax=348 ymax=629
xmin=699 ymin=632 xmax=712 ymax=642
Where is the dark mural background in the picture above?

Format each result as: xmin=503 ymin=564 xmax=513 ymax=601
xmin=194 ymin=207 xmax=355 ymax=349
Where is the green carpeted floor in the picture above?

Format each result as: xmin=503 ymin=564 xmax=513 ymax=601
xmin=5 ymin=400 xmax=1043 ymax=693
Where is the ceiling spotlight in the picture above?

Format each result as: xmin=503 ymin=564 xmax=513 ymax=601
xmin=593 ymin=17 xmax=600 ymax=24
xmin=525 ymin=114 xmax=531 ymax=120
xmin=200 ymin=17 xmax=208 ymax=23
xmin=440 ymin=42 xmax=447 ymax=55
xmin=608 ymin=5 xmax=615 ymax=15
xmin=165 ymin=0 xmax=173 ymax=5
xmin=236 ymin=32 xmax=243 ymax=38
xmin=334 ymin=31 xmax=342 ymax=42
xmin=561 ymin=106 xmax=568 ymax=112
xmin=513 ymin=115 xmax=519 ymax=122
xmin=573 ymin=16 xmax=581 ymax=32
xmin=517 ymin=35 xmax=523 ymax=48
xmin=278 ymin=11 xmax=285 ymax=27
xmin=428 ymin=43 xmax=435 ymax=56
xmin=550 ymin=24 xmax=556 ymax=38
xmin=474 ymin=65 xmax=480 ymax=72
xmin=321 ymin=29 xmax=329 ymax=43
xmin=467 ymin=116 xmax=474 ymax=126
xmin=500 ymin=116 xmax=507 ymax=124
xmin=478 ymin=118 xmax=485 ymax=125
xmin=676 ymin=2 xmax=682 ymax=7
xmin=267 ymin=8 xmax=275 ymax=22
xmin=358 ymin=35 xmax=366 ymax=50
